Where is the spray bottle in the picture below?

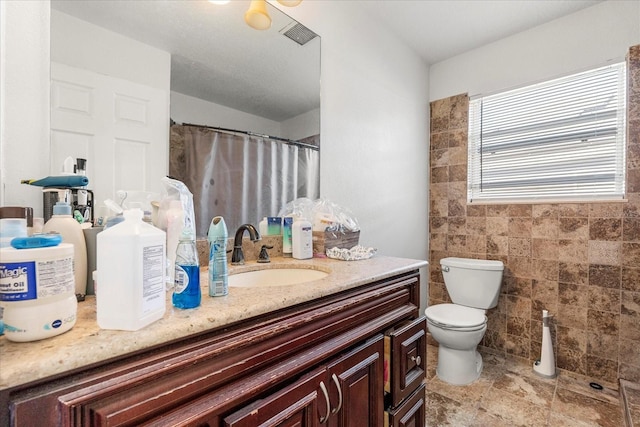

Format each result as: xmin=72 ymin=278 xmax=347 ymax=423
xmin=208 ymin=216 xmax=228 ymax=296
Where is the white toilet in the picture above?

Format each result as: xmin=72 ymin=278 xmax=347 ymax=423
xmin=425 ymin=257 xmax=504 ymax=385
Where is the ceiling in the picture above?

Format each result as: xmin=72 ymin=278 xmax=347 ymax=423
xmin=51 ymin=0 xmax=320 ymax=122
xmin=357 ymin=0 xmax=604 ymax=65
xmin=50 ymin=0 xmax=604 ymax=122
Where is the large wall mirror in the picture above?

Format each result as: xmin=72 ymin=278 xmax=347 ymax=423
xmin=50 ymin=0 xmax=320 ymax=234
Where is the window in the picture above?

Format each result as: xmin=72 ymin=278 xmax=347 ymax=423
xmin=468 ymin=62 xmax=627 ymax=203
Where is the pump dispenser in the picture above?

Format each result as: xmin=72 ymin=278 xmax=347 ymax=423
xmin=43 ymin=201 xmax=87 ymax=296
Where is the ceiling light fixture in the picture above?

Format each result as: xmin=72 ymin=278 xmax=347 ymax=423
xmin=245 ymin=0 xmax=272 ymax=30
xmin=244 ymin=0 xmax=303 ymax=31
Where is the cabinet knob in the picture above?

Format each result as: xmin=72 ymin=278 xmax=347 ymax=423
xmin=411 ymin=355 xmax=422 ymax=366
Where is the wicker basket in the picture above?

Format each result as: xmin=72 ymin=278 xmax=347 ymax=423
xmin=312 ymin=230 xmax=360 ymax=256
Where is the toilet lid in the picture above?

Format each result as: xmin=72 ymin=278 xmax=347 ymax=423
xmin=425 ymin=304 xmax=486 ymax=328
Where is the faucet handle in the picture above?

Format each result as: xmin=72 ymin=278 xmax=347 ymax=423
xmin=257 ymin=245 xmax=273 ymax=263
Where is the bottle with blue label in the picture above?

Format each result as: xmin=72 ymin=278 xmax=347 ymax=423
xmin=172 ymin=231 xmax=201 ymax=309
xmin=208 ymin=216 xmax=228 ymax=297
xmin=0 ymin=242 xmax=77 ymax=342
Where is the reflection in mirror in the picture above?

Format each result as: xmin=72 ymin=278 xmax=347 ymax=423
xmin=50 ymin=0 xmax=320 ymax=234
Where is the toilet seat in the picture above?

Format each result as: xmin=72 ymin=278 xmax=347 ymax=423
xmin=425 ymin=303 xmax=487 ymax=331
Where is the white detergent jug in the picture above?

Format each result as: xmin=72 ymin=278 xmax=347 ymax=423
xmin=96 ymin=208 xmax=166 ymax=331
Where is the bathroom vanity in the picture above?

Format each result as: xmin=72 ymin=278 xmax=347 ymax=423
xmin=0 ymin=256 xmax=427 ymax=426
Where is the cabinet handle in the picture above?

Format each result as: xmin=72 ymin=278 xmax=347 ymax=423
xmin=319 ymin=381 xmax=331 ymax=424
xmin=411 ymin=355 xmax=422 ymax=366
xmin=330 ymin=373 xmax=343 ymax=415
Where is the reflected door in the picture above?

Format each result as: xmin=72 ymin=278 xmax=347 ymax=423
xmin=50 ymin=62 xmax=168 ymax=207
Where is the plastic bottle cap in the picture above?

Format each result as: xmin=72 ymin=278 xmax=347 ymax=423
xmin=52 ymin=201 xmax=72 ymax=216
xmin=0 ymin=218 xmax=27 ymax=237
xmin=180 ymin=230 xmax=195 ymax=241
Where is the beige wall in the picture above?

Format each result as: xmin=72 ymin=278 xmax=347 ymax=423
xmin=428 ymin=45 xmax=640 ymax=386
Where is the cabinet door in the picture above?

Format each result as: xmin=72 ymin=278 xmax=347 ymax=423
xmin=223 ymin=368 xmax=328 ymax=427
xmin=387 ymin=383 xmax=425 ymax=427
xmin=326 ymin=335 xmax=384 ymax=427
xmin=388 ymin=317 xmax=426 ymax=408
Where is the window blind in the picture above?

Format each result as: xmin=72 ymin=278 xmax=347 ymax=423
xmin=468 ymin=62 xmax=627 ymax=203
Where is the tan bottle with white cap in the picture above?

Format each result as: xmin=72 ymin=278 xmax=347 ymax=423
xmin=43 ymin=200 xmax=87 ymax=296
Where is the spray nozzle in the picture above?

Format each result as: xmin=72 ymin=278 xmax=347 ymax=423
xmin=104 ymin=199 xmax=124 ymax=215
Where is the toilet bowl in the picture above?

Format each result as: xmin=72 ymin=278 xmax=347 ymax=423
xmin=426 ymin=257 xmax=504 ymax=385
xmin=426 ymin=303 xmax=487 ymax=385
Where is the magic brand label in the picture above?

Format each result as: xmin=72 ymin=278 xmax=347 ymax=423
xmin=0 ymin=256 xmax=73 ymax=302
xmin=0 ymin=261 xmax=37 ymax=301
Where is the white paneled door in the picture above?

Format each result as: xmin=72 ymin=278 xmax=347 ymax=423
xmin=50 ymin=62 xmax=168 ymax=211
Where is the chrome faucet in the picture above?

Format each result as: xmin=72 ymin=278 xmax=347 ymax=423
xmin=231 ymin=224 xmax=261 ymax=265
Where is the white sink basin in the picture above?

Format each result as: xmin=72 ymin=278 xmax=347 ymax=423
xmin=228 ymin=268 xmax=329 ymax=287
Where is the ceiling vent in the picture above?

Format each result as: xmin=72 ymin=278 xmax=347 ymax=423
xmin=281 ymin=22 xmax=318 ymax=46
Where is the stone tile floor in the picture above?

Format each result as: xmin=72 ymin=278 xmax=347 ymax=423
xmin=621 ymin=380 xmax=640 ymax=427
xmin=425 ymin=345 xmax=626 ymax=426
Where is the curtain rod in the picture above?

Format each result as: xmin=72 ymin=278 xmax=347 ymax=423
xmin=173 ymin=121 xmax=319 ymax=151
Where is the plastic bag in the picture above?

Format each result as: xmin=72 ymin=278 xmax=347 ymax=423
xmin=156 ymin=177 xmax=197 ymax=288
xmin=278 ymin=198 xmax=360 ymax=233
xmin=156 ymin=177 xmax=196 ymax=237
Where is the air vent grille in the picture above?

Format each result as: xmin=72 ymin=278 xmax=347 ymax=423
xmin=282 ymin=23 xmax=318 ymax=46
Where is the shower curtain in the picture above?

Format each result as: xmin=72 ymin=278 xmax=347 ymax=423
xmin=170 ymin=124 xmax=320 ymax=237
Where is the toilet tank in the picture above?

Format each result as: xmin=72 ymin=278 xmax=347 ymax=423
xmin=440 ymin=257 xmax=504 ymax=309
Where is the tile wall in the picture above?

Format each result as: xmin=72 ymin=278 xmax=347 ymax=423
xmin=428 ymin=45 xmax=640 ymax=385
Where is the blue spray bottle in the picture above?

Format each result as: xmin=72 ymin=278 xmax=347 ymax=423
xmin=208 ymin=216 xmax=228 ymax=296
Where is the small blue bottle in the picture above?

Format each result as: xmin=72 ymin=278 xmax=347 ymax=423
xmin=208 ymin=216 xmax=228 ymax=297
xmin=172 ymin=231 xmax=201 ymax=309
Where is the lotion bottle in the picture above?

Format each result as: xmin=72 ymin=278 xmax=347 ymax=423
xmin=43 ymin=201 xmax=87 ymax=296
xmin=292 ymin=218 xmax=313 ymax=259
xmin=259 ymin=217 xmax=268 ymax=236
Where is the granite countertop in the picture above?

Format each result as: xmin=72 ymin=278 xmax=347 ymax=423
xmin=0 ymin=255 xmax=427 ymax=390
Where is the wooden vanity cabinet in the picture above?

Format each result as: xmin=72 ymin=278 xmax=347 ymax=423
xmin=2 ymin=270 xmax=425 ymax=426
xmin=224 ymin=335 xmax=384 ymax=427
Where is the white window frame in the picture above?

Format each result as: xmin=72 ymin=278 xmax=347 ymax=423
xmin=468 ymin=62 xmax=627 ymax=204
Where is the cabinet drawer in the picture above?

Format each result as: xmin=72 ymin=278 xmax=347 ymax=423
xmin=385 ymin=383 xmax=425 ymax=427
xmin=384 ymin=316 xmax=426 ymax=408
